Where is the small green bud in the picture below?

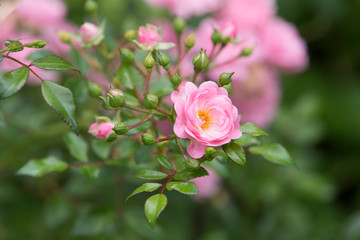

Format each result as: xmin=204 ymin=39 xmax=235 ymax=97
xmin=173 ymin=16 xmax=186 ymax=33
xmin=158 ymin=52 xmax=170 ymax=67
xmin=85 ymin=0 xmax=98 ymax=13
xmin=192 ymin=48 xmax=209 ymax=70
xmin=142 ymin=133 xmax=156 ymax=145
xmin=223 ymin=83 xmax=232 ymax=94
xmin=204 ymin=147 xmax=217 ymax=161
xmin=107 ymin=89 xmax=124 ymax=108
xmin=211 ymin=29 xmax=222 ymax=46
xmin=185 ymin=158 xmax=200 ymax=169
xmin=88 ymin=81 xmax=102 ymax=98
xmin=222 ymin=36 xmax=232 ymax=45
xmin=27 ymin=40 xmax=47 ymax=48
xmin=113 ymin=122 xmax=128 ymax=135
xmin=170 ymin=73 xmax=182 ymax=87
xmin=184 ymin=32 xmax=195 ymax=51
xmin=124 ymin=30 xmax=137 ymax=41
xmin=240 ymin=46 xmax=254 ymax=57
xmin=58 ymin=31 xmax=71 ymax=44
xmin=106 ymin=132 xmax=117 ymax=142
xmin=119 ymin=48 xmax=134 ymax=63
xmin=219 ymin=72 xmax=234 ymax=86
xmin=143 ymin=94 xmax=159 ymax=109
xmin=144 ymin=52 xmax=155 ymax=71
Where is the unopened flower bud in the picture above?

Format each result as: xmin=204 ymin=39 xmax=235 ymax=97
xmin=143 ymin=93 xmax=158 ymax=109
xmin=27 ymin=40 xmax=47 ymax=48
xmin=138 ymin=24 xmax=160 ymax=47
xmin=240 ymin=46 xmax=254 ymax=57
xmin=192 ymin=49 xmax=209 ymax=70
xmin=204 ymin=147 xmax=217 ymax=161
xmin=144 ymin=52 xmax=155 ymax=71
xmin=142 ymin=133 xmax=156 ymax=145
xmin=80 ymin=22 xmax=99 ymax=43
xmin=88 ymin=81 xmax=102 ymax=97
xmin=58 ymin=31 xmax=71 ymax=44
xmin=170 ymin=73 xmax=182 ymax=87
xmin=85 ymin=0 xmax=98 ymax=13
xmin=211 ymin=29 xmax=222 ymax=46
xmin=219 ymin=72 xmax=234 ymax=86
xmin=113 ymin=122 xmax=128 ymax=135
xmin=124 ymin=30 xmax=137 ymax=41
xmin=173 ymin=16 xmax=186 ymax=33
xmin=222 ymin=83 xmax=232 ymax=94
xmin=107 ymin=89 xmax=124 ymax=108
xmin=106 ymin=132 xmax=117 ymax=142
xmin=5 ymin=40 xmax=23 ymax=52
xmin=184 ymin=32 xmax=195 ymax=51
xmin=158 ymin=52 xmax=170 ymax=70
xmin=220 ymin=20 xmax=237 ymax=44
xmin=120 ymin=48 xmax=134 ymax=63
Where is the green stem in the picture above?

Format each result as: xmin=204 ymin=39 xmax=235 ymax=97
xmin=128 ymin=114 xmax=153 ymax=129
xmin=192 ymin=68 xmax=201 ymax=83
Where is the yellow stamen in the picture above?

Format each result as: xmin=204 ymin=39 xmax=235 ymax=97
xmin=198 ymin=109 xmax=212 ymax=130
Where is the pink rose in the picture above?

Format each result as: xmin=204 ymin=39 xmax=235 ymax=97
xmin=138 ymin=24 xmax=160 ymax=46
xmin=171 ymin=81 xmax=242 ymax=158
xmin=190 ymin=168 xmax=220 ymax=201
xmin=261 ymin=18 xmax=308 ymax=73
xmin=88 ymin=122 xmax=115 ymax=138
xmin=220 ymin=20 xmax=238 ymax=39
xmin=80 ymin=22 xmax=99 ymax=43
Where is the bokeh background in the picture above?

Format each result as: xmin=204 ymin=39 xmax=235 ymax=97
xmin=1 ymin=0 xmax=360 ymax=239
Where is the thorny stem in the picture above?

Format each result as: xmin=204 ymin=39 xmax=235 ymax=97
xmin=155 ymin=135 xmax=175 ymax=143
xmin=2 ymin=55 xmax=44 ymax=82
xmin=175 ymin=137 xmax=187 ymax=159
xmin=123 ymin=103 xmax=151 ymax=114
xmin=155 ymin=106 xmax=171 ymax=116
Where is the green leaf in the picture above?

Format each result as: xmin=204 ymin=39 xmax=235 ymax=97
xmin=149 ymin=77 xmax=173 ymax=97
xmin=17 ymin=156 xmax=68 ymax=177
xmin=222 ymin=142 xmax=246 ymax=166
xmin=0 ymin=111 xmax=5 ymax=127
xmin=124 ymin=118 xmax=152 ymax=136
xmin=126 ymin=183 xmax=162 ymax=202
xmin=166 ymin=182 xmax=199 ymax=195
xmin=31 ymin=56 xmax=79 ymax=72
xmin=155 ymin=42 xmax=176 ymax=50
xmin=63 ymin=132 xmax=88 ymax=162
xmin=0 ymin=67 xmax=29 ymax=99
xmin=116 ymin=63 xmax=135 ymax=89
xmin=249 ymin=144 xmax=296 ymax=166
xmin=156 ymin=154 xmax=174 ymax=170
xmin=240 ymin=122 xmax=269 ymax=136
xmin=78 ymin=165 xmax=100 ymax=180
xmin=41 ymin=80 xmax=79 ymax=134
xmin=135 ymin=169 xmax=168 ymax=180
xmin=5 ymin=40 xmax=23 ymax=52
xmin=173 ymin=167 xmax=209 ymax=181
xmin=91 ymin=141 xmax=111 ymax=159
xmin=234 ymin=134 xmax=260 ymax=146
xmin=144 ymin=194 xmax=167 ymax=228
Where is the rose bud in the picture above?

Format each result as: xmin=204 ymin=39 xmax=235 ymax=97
xmin=222 ymin=83 xmax=232 ymax=94
xmin=239 ymin=46 xmax=254 ymax=57
xmin=88 ymin=81 xmax=102 ymax=98
xmin=204 ymin=147 xmax=217 ymax=161
xmin=219 ymin=72 xmax=234 ymax=86
xmin=107 ymin=89 xmax=124 ymax=108
xmin=141 ymin=133 xmax=156 ymax=145
xmin=143 ymin=94 xmax=159 ymax=109
xmin=88 ymin=122 xmax=115 ymax=138
xmin=58 ymin=31 xmax=71 ymax=44
xmin=106 ymin=132 xmax=118 ymax=142
xmin=138 ymin=24 xmax=160 ymax=47
xmin=192 ymin=48 xmax=209 ymax=70
xmin=173 ymin=16 xmax=186 ymax=33
xmin=80 ymin=22 xmax=99 ymax=43
xmin=85 ymin=0 xmax=98 ymax=13
xmin=158 ymin=52 xmax=170 ymax=70
xmin=120 ymin=48 xmax=134 ymax=63
xmin=144 ymin=52 xmax=155 ymax=71
xmin=220 ymin=20 xmax=237 ymax=44
xmin=124 ymin=30 xmax=137 ymax=41
xmin=171 ymin=73 xmax=182 ymax=87
xmin=184 ymin=32 xmax=195 ymax=51
xmin=113 ymin=122 xmax=128 ymax=135
xmin=211 ymin=29 xmax=222 ymax=46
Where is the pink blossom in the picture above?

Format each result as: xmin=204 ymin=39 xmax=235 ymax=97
xmin=146 ymin=0 xmax=222 ymax=19
xmin=137 ymin=24 xmax=160 ymax=46
xmin=231 ymin=64 xmax=280 ymax=128
xmin=80 ymin=22 xmax=99 ymax=43
xmin=88 ymin=122 xmax=115 ymax=138
xmin=190 ymin=168 xmax=221 ymax=201
xmin=261 ymin=18 xmax=308 ymax=73
xmin=218 ymin=0 xmax=276 ymax=31
xmin=171 ymin=81 xmax=242 ymax=158
xmin=220 ymin=20 xmax=238 ymax=39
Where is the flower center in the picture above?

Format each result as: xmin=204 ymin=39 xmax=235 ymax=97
xmin=198 ymin=109 xmax=212 ymax=130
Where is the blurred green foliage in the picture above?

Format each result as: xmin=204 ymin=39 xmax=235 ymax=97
xmin=1 ymin=0 xmax=360 ymax=239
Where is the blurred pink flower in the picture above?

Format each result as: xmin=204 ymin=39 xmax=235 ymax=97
xmin=220 ymin=20 xmax=238 ymax=39
xmin=88 ymin=122 xmax=115 ymax=138
xmin=171 ymin=81 xmax=241 ymax=158
xmin=261 ymin=18 xmax=308 ymax=73
xmin=231 ymin=64 xmax=280 ymax=128
xmin=80 ymin=22 xmax=99 ymax=43
xmin=190 ymin=168 xmax=221 ymax=200
xmin=138 ymin=24 xmax=160 ymax=47
xmin=146 ymin=0 xmax=222 ymax=19
xmin=218 ymin=0 xmax=276 ymax=31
